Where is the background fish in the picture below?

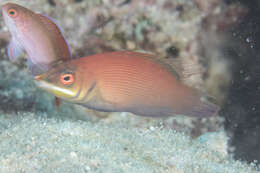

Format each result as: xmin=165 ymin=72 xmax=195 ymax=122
xmin=35 ymin=51 xmax=219 ymax=118
xmin=2 ymin=3 xmax=72 ymax=75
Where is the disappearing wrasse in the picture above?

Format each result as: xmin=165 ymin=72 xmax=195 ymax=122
xmin=2 ymin=3 xmax=71 ymax=75
xmin=35 ymin=51 xmax=219 ymax=118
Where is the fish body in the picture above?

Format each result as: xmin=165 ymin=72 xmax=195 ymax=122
xmin=35 ymin=51 xmax=219 ymax=118
xmin=2 ymin=3 xmax=71 ymax=75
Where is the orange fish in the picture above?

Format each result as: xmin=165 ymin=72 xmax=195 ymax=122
xmin=2 ymin=3 xmax=71 ymax=75
xmin=35 ymin=51 xmax=219 ymax=117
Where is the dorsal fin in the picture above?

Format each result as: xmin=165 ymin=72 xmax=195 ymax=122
xmin=122 ymin=51 xmax=181 ymax=80
xmin=37 ymin=13 xmax=72 ymax=58
xmin=163 ymin=53 xmax=204 ymax=84
xmin=37 ymin=14 xmax=63 ymax=37
xmin=116 ymin=51 xmax=204 ymax=83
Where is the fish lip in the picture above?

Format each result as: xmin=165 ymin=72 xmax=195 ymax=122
xmin=34 ymin=80 xmax=48 ymax=89
xmin=34 ymin=80 xmax=53 ymax=92
xmin=34 ymin=80 xmax=75 ymax=98
xmin=34 ymin=80 xmax=54 ymax=93
xmin=34 ymin=75 xmax=42 ymax=81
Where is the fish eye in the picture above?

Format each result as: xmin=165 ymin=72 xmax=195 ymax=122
xmin=60 ymin=73 xmax=74 ymax=85
xmin=7 ymin=9 xmax=18 ymax=18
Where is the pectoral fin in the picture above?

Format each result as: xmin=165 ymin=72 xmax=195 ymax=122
xmin=8 ymin=38 xmax=24 ymax=61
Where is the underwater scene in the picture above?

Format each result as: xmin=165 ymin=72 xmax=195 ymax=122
xmin=0 ymin=0 xmax=259 ymax=172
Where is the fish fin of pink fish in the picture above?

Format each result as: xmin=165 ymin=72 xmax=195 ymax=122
xmin=122 ymin=51 xmax=181 ymax=80
xmin=128 ymin=98 xmax=219 ymax=117
xmin=168 ymin=56 xmax=204 ymax=84
xmin=8 ymin=37 xmax=24 ymax=61
xmin=129 ymin=106 xmax=177 ymax=117
xmin=181 ymin=98 xmax=220 ymax=118
xmin=89 ymin=109 xmax=110 ymax=118
xmin=181 ymin=59 xmax=204 ymax=83
xmin=37 ymin=13 xmax=72 ymax=58
xmin=27 ymin=58 xmax=48 ymax=76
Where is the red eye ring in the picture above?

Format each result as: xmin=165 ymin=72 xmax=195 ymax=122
xmin=60 ymin=73 xmax=74 ymax=85
xmin=7 ymin=9 xmax=18 ymax=18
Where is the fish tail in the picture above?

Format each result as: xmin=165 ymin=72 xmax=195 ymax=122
xmin=183 ymin=99 xmax=220 ymax=118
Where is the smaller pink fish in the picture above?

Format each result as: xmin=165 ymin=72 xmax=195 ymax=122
xmin=2 ymin=3 xmax=72 ymax=75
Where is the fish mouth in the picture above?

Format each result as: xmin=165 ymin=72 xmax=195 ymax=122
xmin=34 ymin=79 xmax=75 ymax=98
xmin=34 ymin=80 xmax=52 ymax=91
xmin=34 ymin=74 xmax=52 ymax=90
xmin=35 ymin=75 xmax=42 ymax=81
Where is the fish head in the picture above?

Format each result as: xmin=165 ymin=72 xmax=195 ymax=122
xmin=34 ymin=61 xmax=85 ymax=100
xmin=2 ymin=3 xmax=33 ymax=36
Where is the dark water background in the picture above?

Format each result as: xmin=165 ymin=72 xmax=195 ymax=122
xmin=223 ymin=0 xmax=260 ymax=163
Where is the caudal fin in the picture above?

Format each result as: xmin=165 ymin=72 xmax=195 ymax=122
xmin=186 ymin=99 xmax=220 ymax=118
